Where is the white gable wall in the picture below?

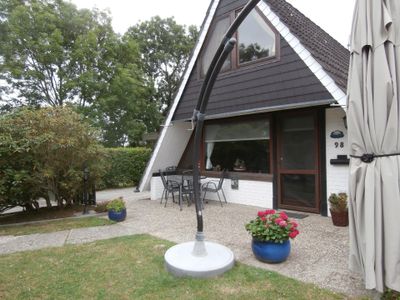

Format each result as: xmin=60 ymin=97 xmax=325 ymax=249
xmin=147 ymin=121 xmax=193 ymax=177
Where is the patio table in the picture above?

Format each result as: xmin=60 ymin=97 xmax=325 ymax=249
xmin=165 ymin=169 xmax=206 ymax=210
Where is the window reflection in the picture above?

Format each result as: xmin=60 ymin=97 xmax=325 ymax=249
xmin=238 ymin=9 xmax=276 ymax=64
xmin=204 ymin=119 xmax=270 ymax=173
xmin=201 ymin=17 xmax=231 ymax=76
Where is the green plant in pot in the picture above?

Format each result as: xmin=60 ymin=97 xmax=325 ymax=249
xmin=106 ymin=197 xmax=126 ymax=222
xmin=245 ymin=210 xmax=299 ymax=263
xmin=328 ymin=192 xmax=348 ymax=227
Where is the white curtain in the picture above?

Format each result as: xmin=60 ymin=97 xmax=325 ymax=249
xmin=206 ymin=142 xmax=215 ymax=170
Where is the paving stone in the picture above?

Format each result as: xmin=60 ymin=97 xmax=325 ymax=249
xmin=0 ymin=231 xmax=68 ymax=255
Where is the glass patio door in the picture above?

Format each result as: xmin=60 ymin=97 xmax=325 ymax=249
xmin=277 ymin=112 xmax=320 ymax=213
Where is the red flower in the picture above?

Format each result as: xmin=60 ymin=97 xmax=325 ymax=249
xmin=257 ymin=211 xmax=265 ymax=217
xmin=265 ymin=209 xmax=276 ymax=215
xmin=261 ymin=216 xmax=266 ymax=222
xmin=274 ymin=217 xmax=283 ymax=225
xmin=279 ymin=211 xmax=288 ymax=220
xmin=289 ymin=229 xmax=300 ymax=239
xmin=278 ymin=220 xmax=287 ymax=227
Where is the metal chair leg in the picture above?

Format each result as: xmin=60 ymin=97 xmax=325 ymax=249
xmin=179 ymin=186 xmax=183 ymax=211
xmin=164 ymin=191 xmax=169 ymax=207
xmin=221 ymin=188 xmax=227 ymax=203
xmin=217 ymin=191 xmax=223 ymax=207
xmin=202 ymin=190 xmax=207 ymax=209
xmin=160 ymin=189 xmax=166 ymax=204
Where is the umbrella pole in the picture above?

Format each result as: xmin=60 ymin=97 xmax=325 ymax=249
xmin=191 ymin=0 xmax=261 ymax=255
xmin=164 ymin=0 xmax=261 ymax=277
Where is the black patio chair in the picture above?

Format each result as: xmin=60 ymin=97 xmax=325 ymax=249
xmin=201 ymin=170 xmax=227 ymax=207
xmin=159 ymin=169 xmax=180 ymax=207
xmin=179 ymin=170 xmax=194 ymax=210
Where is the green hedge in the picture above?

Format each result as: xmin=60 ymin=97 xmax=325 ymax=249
xmin=100 ymin=147 xmax=152 ymax=189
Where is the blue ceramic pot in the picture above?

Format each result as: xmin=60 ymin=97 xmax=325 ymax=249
xmin=108 ymin=208 xmax=126 ymax=222
xmin=251 ymin=239 xmax=291 ymax=263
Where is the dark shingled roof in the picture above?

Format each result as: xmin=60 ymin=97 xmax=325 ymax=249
xmin=265 ymin=0 xmax=350 ymax=92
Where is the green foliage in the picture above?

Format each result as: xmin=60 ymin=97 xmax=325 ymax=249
xmin=125 ymin=16 xmax=198 ymax=115
xmin=382 ymin=289 xmax=400 ymax=300
xmin=1 ymin=0 xmax=115 ymax=106
xmin=328 ymin=193 xmax=348 ymax=212
xmin=0 ymin=0 xmax=161 ymax=146
xmin=100 ymin=147 xmax=151 ymax=189
xmin=0 ymin=107 xmax=106 ymax=211
xmin=245 ymin=210 xmax=299 ymax=243
xmin=106 ymin=197 xmax=126 ymax=212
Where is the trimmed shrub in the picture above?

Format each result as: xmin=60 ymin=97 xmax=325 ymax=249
xmin=100 ymin=147 xmax=152 ymax=189
xmin=0 ymin=107 xmax=106 ymax=212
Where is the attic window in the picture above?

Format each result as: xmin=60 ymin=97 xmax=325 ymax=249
xmin=237 ymin=9 xmax=276 ymax=64
xmin=201 ymin=17 xmax=231 ymax=76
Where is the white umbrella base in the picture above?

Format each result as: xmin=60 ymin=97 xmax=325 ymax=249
xmin=164 ymin=241 xmax=235 ymax=278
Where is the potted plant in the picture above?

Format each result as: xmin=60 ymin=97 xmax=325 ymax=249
xmin=106 ymin=197 xmax=126 ymax=222
xmin=328 ymin=192 xmax=348 ymax=227
xmin=245 ymin=210 xmax=299 ymax=263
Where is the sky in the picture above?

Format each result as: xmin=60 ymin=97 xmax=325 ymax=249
xmin=70 ymin=0 xmax=357 ymax=48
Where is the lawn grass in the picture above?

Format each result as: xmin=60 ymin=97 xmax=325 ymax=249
xmin=0 ymin=234 xmax=351 ymax=299
xmin=0 ymin=217 xmax=115 ymax=236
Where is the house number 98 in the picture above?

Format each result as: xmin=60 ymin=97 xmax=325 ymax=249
xmin=334 ymin=142 xmax=344 ymax=148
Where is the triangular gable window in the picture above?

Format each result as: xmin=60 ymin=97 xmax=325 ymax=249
xmin=201 ymin=17 xmax=231 ymax=76
xmin=237 ymin=9 xmax=276 ymax=64
xmin=200 ymin=8 xmax=278 ymax=77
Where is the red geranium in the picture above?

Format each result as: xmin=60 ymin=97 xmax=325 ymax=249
xmin=245 ymin=210 xmax=300 ymax=243
xmin=289 ymin=229 xmax=299 ymax=239
xmin=279 ymin=211 xmax=288 ymax=220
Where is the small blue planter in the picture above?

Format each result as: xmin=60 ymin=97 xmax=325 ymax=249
xmin=108 ymin=208 xmax=126 ymax=222
xmin=251 ymin=239 xmax=291 ymax=263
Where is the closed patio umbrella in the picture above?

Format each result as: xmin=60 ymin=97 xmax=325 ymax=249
xmin=347 ymin=0 xmax=400 ymax=293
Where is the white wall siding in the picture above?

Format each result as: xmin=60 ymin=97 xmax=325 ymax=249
xmin=325 ymin=107 xmax=349 ymax=215
xmin=151 ymin=176 xmax=164 ymax=201
xmin=143 ymin=121 xmax=193 ymax=190
xmin=151 ymin=176 xmax=273 ymax=209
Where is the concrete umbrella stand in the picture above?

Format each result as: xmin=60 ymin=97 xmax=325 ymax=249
xmin=164 ymin=0 xmax=261 ymax=278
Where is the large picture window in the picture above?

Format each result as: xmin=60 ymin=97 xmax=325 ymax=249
xmin=237 ymin=9 xmax=276 ymax=64
xmin=204 ymin=119 xmax=270 ymax=173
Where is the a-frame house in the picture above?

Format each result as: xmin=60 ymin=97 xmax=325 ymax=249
xmin=140 ymin=0 xmax=350 ymax=216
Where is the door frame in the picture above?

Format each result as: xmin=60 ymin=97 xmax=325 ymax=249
xmin=275 ymin=109 xmax=321 ymax=213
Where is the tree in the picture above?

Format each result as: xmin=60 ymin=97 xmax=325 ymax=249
xmin=0 ymin=107 xmax=106 ymax=211
xmin=0 ymin=0 xmax=161 ymax=146
xmin=0 ymin=0 xmax=119 ymax=107
xmin=125 ymin=16 xmax=198 ymax=115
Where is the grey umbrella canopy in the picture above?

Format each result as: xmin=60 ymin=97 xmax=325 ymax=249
xmin=347 ymin=0 xmax=400 ymax=293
